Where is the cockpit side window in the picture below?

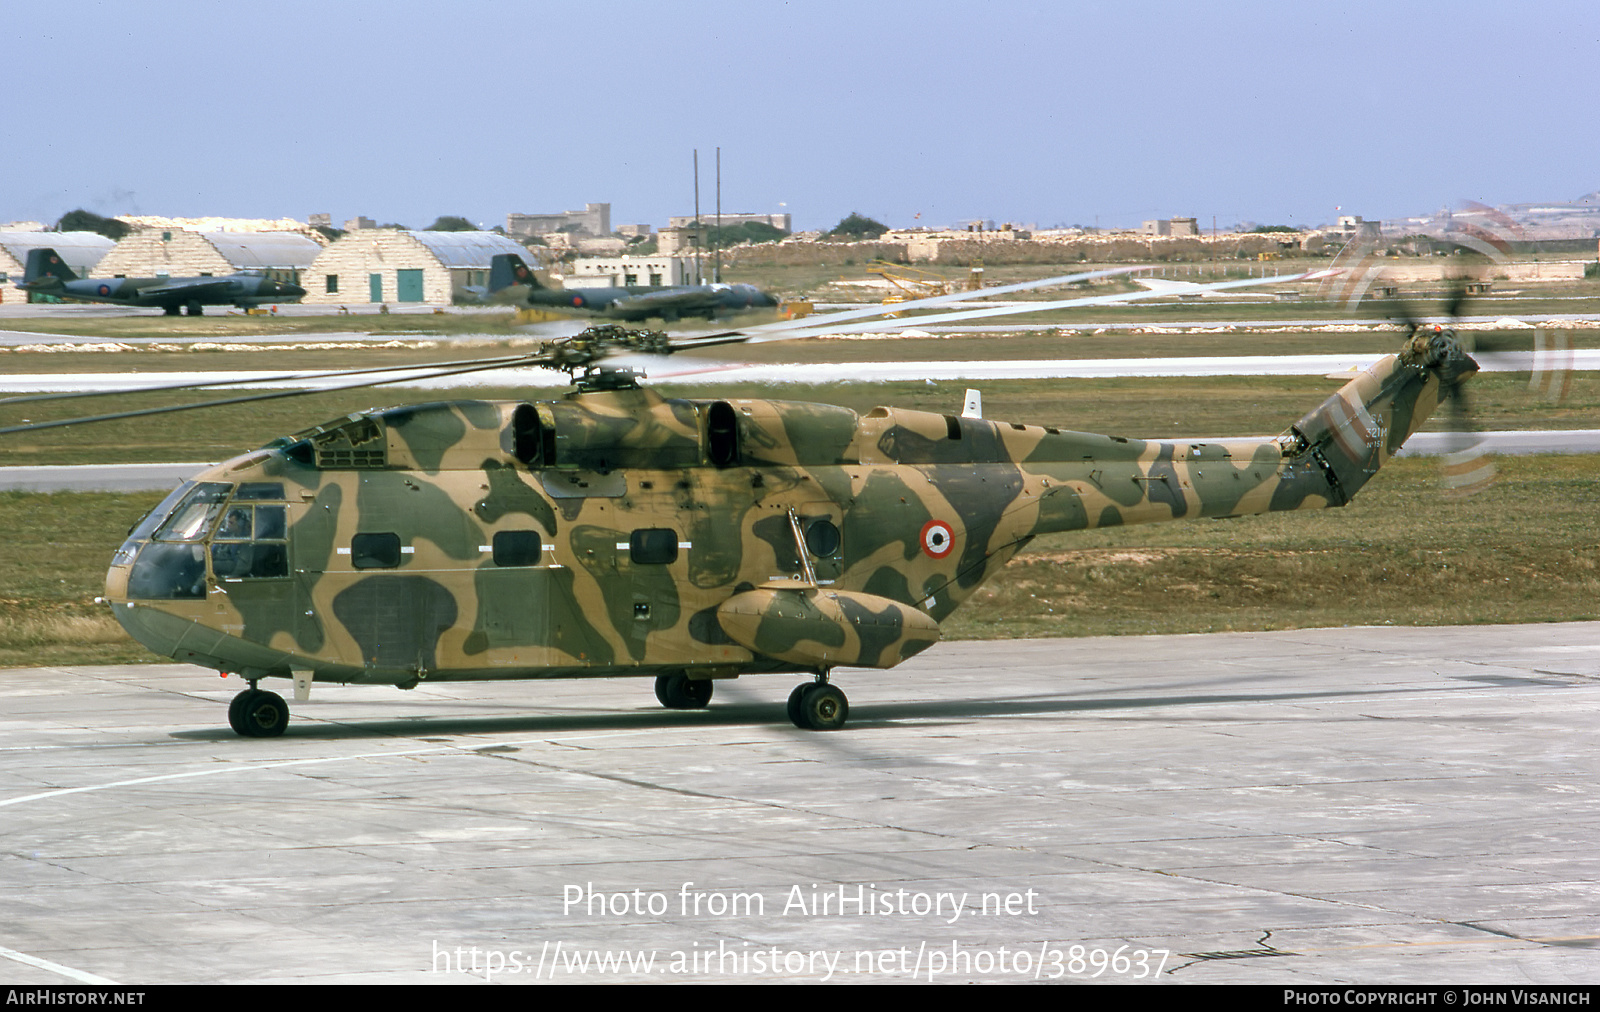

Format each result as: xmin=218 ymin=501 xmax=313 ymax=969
xmin=211 ymin=502 xmax=290 ymax=580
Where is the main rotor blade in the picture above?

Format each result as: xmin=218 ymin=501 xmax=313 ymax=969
xmin=675 ymin=266 xmax=1141 ymax=347
xmin=679 ymin=269 xmax=1339 ymax=350
xmin=0 ymin=353 xmax=560 ymax=436
xmin=0 ymin=349 xmax=545 ymax=407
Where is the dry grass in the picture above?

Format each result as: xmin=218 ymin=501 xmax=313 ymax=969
xmin=946 ymin=454 xmax=1600 ymax=639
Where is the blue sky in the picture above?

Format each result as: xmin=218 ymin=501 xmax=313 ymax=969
xmin=8 ymin=0 xmax=1598 ymax=232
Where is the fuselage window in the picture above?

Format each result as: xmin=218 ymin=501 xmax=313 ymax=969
xmin=706 ymin=401 xmax=740 ymax=467
xmin=629 ymin=528 xmax=679 ymax=565
xmin=351 ymin=532 xmax=402 ymax=569
xmin=492 ymin=530 xmax=543 ymax=567
xmin=512 ymin=403 xmax=551 ymax=467
xmin=805 ymin=518 xmax=841 ymax=557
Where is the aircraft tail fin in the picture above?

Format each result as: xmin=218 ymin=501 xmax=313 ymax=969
xmin=1282 ymin=331 xmax=1476 ymax=505
xmin=488 ymin=253 xmax=541 ymax=294
xmin=22 ymin=248 xmax=76 ymax=286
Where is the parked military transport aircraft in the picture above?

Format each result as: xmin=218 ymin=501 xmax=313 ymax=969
xmin=19 ymin=247 xmax=306 ymax=315
xmin=482 ymin=253 xmax=776 ymax=321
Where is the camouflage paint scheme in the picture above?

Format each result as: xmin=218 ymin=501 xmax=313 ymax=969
xmin=104 ymin=330 xmax=1472 ymax=696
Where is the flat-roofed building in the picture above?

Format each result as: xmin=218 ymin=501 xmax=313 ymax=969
xmin=567 ymin=256 xmax=691 ymax=287
xmin=1141 ymin=218 xmax=1199 ymax=237
xmin=507 ymin=203 xmax=611 ymax=239
xmin=665 ymin=212 xmax=791 ymax=231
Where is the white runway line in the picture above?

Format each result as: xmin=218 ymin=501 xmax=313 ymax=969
xmin=0 ymin=944 xmax=119 ymax=985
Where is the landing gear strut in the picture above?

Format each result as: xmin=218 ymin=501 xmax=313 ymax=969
xmin=788 ymin=678 xmax=848 ymax=731
xmin=655 ymin=672 xmax=712 ymax=709
xmin=228 ymin=686 xmax=289 ymax=737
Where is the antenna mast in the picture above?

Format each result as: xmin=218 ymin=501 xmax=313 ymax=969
xmin=714 ymin=147 xmax=722 ymax=284
xmin=693 ymin=150 xmax=703 ymax=286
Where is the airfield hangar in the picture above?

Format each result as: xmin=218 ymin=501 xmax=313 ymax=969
xmin=0 ymin=230 xmax=115 ymax=289
xmin=94 ymin=229 xmax=326 ymax=287
xmin=302 ymin=230 xmax=531 ymax=305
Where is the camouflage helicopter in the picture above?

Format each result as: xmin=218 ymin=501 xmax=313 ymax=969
xmin=8 ymin=266 xmax=1479 ymax=736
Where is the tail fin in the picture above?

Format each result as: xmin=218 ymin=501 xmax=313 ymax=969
xmin=488 ymin=253 xmax=539 ymax=294
xmin=23 ymin=248 xmax=76 ymax=286
xmin=1283 ymin=331 xmax=1476 ymax=504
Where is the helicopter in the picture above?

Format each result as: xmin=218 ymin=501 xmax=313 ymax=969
xmin=9 ymin=265 xmax=1479 ymax=736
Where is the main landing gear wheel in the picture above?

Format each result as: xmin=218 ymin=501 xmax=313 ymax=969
xmin=786 ymin=684 xmax=809 ymax=726
xmin=228 ymin=688 xmax=289 ymax=737
xmin=789 ymin=683 xmax=849 ymax=731
xmin=655 ymin=672 xmax=712 ymax=710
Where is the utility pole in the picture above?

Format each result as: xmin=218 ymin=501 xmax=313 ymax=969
xmin=693 ymin=150 xmax=703 ymax=286
xmin=714 ymin=147 xmax=722 ymax=284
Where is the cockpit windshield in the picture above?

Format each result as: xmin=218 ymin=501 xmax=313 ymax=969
xmin=119 ymin=481 xmax=290 ymax=599
xmin=152 ymin=482 xmax=232 ymax=542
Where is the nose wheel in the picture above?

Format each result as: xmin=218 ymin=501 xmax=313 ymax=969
xmin=228 ymin=687 xmax=289 ymax=737
xmin=788 ymin=681 xmax=849 ymax=730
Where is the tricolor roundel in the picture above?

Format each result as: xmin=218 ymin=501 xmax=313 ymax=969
xmin=920 ymin=520 xmax=955 ymax=558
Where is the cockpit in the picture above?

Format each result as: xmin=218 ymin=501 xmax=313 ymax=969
xmin=115 ymin=480 xmax=290 ymax=600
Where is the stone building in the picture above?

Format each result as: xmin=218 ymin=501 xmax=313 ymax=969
xmin=506 ymin=203 xmax=611 ymax=239
xmin=303 ymin=230 xmax=532 ymax=304
xmin=94 ymin=230 xmax=325 ymax=286
xmin=1141 ymin=217 xmax=1200 ymax=237
xmin=664 ymin=212 xmax=791 ymax=231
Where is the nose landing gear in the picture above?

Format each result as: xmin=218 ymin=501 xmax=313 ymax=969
xmin=228 ymin=686 xmax=289 ymax=737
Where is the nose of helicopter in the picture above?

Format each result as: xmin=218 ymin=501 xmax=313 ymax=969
xmin=104 ymin=555 xmax=234 ymax=667
xmin=106 ymin=597 xmax=192 ymax=659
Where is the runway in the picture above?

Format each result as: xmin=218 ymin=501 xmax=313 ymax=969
xmin=2 ymin=625 xmax=1598 ymax=984
xmin=3 ymin=348 xmax=1597 ymax=398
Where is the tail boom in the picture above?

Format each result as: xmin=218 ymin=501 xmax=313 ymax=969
xmin=1010 ymin=333 xmax=1477 ymax=541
